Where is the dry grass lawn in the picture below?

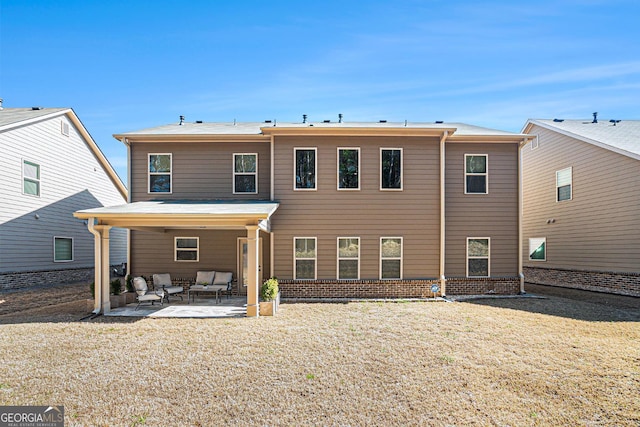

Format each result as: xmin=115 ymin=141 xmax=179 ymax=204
xmin=0 ymin=285 xmax=638 ymax=426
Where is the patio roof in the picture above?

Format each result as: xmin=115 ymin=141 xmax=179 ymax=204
xmin=74 ymin=200 xmax=279 ymax=231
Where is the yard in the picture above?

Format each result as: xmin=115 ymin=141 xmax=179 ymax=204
xmin=0 ymin=284 xmax=638 ymax=426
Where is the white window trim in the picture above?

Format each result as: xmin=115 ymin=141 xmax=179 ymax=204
xmin=22 ymin=159 xmax=41 ymax=197
xmin=380 ymin=147 xmax=403 ymax=191
xmin=294 ymin=147 xmax=318 ymax=191
xmin=529 ymin=237 xmax=546 ymax=262
xmin=233 ymin=153 xmax=258 ymax=194
xmin=293 ymin=237 xmax=317 ymax=280
xmin=466 ymin=237 xmax=490 ymax=278
xmin=337 ymin=147 xmax=361 ymax=191
xmin=380 ymin=237 xmax=403 ymax=280
xmin=53 ymin=236 xmax=74 ymax=263
xmin=464 ymin=154 xmax=489 ymax=194
xmin=61 ymin=120 xmax=70 ymax=137
xmin=337 ymin=237 xmax=360 ymax=280
xmin=174 ymin=237 xmax=199 ymax=262
xmin=148 ymin=153 xmax=173 ymax=194
xmin=530 ymin=136 xmax=539 ymax=150
xmin=556 ymin=167 xmax=572 ymax=202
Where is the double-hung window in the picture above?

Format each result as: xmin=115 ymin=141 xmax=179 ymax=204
xmin=337 ymin=148 xmax=360 ymax=190
xmin=234 ymin=153 xmax=258 ymax=194
xmin=294 ymin=237 xmax=317 ymax=280
xmin=54 ymin=237 xmax=73 ymax=262
xmin=149 ymin=153 xmax=172 ymax=193
xmin=556 ymin=167 xmax=572 ymax=202
xmin=338 ymin=237 xmax=360 ymax=279
xmin=380 ymin=148 xmax=402 ymax=190
xmin=380 ymin=237 xmax=403 ymax=279
xmin=465 ymin=154 xmax=488 ymax=194
xmin=175 ymin=237 xmax=199 ymax=262
xmin=295 ymin=148 xmax=317 ymax=190
xmin=529 ymin=238 xmax=546 ymax=261
xmin=467 ymin=237 xmax=490 ymax=277
xmin=23 ymin=160 xmax=40 ymax=196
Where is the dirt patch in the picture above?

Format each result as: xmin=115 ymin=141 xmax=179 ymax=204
xmin=0 ymin=282 xmax=91 ymax=317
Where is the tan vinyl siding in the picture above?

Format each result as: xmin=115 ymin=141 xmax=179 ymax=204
xmin=272 ymin=135 xmax=441 ymax=280
xmin=522 ymin=125 xmax=640 ymax=272
xmin=130 ymin=141 xmax=270 ymax=201
xmin=131 ymin=229 xmax=271 ymax=280
xmin=445 ymin=143 xmax=519 ymax=276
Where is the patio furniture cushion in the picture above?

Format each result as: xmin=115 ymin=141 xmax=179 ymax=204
xmin=132 ymin=276 xmax=165 ymax=310
xmin=195 ymin=270 xmax=216 ymax=286
xmin=213 ymin=272 xmax=233 ymax=286
xmin=152 ymin=273 xmax=184 ymax=301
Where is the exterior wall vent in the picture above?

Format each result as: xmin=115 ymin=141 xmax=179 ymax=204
xmin=61 ymin=121 xmax=70 ymax=136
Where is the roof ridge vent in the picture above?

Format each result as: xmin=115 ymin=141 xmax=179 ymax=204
xmin=379 ymin=120 xmax=387 ymax=123
xmin=32 ymin=107 xmax=43 ymax=110
xmin=553 ymin=118 xmax=564 ymax=122
xmin=609 ymin=119 xmax=621 ymax=126
xmin=323 ymin=120 xmax=331 ymax=123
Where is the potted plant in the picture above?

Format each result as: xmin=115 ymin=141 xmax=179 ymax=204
xmin=123 ymin=274 xmax=137 ymax=304
xmin=109 ymin=278 xmax=126 ymax=308
xmin=259 ymin=277 xmax=280 ymax=316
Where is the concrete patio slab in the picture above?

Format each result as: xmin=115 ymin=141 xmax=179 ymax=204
xmin=105 ymin=296 xmax=247 ymax=318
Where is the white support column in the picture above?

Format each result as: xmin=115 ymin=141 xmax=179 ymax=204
xmin=246 ymin=225 xmax=260 ymax=317
xmin=100 ymin=226 xmax=112 ymax=314
xmin=88 ymin=221 xmax=102 ymax=313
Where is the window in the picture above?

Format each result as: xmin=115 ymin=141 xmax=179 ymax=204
xmin=529 ymin=238 xmax=546 ymax=261
xmin=380 ymin=237 xmax=402 ymax=279
xmin=556 ymin=167 xmax=572 ymax=202
xmin=380 ymin=148 xmax=402 ymax=190
xmin=175 ymin=237 xmax=199 ymax=262
xmin=465 ymin=154 xmax=488 ymax=194
xmin=149 ymin=153 xmax=172 ymax=193
xmin=467 ymin=238 xmax=490 ymax=277
xmin=295 ymin=148 xmax=316 ymax=190
xmin=338 ymin=148 xmax=360 ymax=190
xmin=54 ymin=237 xmax=73 ymax=262
xmin=294 ymin=237 xmax=317 ymax=280
xmin=338 ymin=237 xmax=360 ymax=279
xmin=234 ymin=153 xmax=257 ymax=193
xmin=22 ymin=160 xmax=40 ymax=196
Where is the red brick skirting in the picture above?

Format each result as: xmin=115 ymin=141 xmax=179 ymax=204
xmin=278 ymin=277 xmax=521 ymax=298
xmin=524 ymin=267 xmax=640 ymax=297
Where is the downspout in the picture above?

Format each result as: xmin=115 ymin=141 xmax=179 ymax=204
xmin=87 ymin=218 xmax=102 ymax=314
xmin=269 ymin=134 xmax=275 ymax=278
xmin=518 ymin=139 xmax=526 ymax=294
xmin=125 ymin=137 xmax=132 ymax=276
xmin=439 ymin=131 xmax=448 ymax=297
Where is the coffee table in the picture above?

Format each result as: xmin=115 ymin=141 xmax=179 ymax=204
xmin=188 ymin=285 xmax=226 ymax=304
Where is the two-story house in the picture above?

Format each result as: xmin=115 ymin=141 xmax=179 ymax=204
xmin=521 ymin=117 xmax=639 ymax=297
xmin=0 ymin=106 xmax=128 ymax=290
xmin=75 ymin=118 xmax=532 ymax=315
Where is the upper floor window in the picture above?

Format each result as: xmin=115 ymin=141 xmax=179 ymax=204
xmin=294 ymin=237 xmax=317 ymax=280
xmin=338 ymin=237 xmax=360 ymax=279
xmin=234 ymin=153 xmax=258 ymax=194
xmin=465 ymin=154 xmax=488 ymax=194
xmin=380 ymin=148 xmax=402 ymax=190
xmin=556 ymin=167 xmax=572 ymax=202
xmin=175 ymin=237 xmax=199 ymax=262
xmin=338 ymin=148 xmax=360 ymax=190
xmin=380 ymin=237 xmax=403 ymax=279
xmin=54 ymin=237 xmax=73 ymax=262
xmin=295 ymin=148 xmax=316 ymax=190
xmin=22 ymin=160 xmax=40 ymax=196
xmin=149 ymin=153 xmax=172 ymax=193
xmin=467 ymin=237 xmax=490 ymax=277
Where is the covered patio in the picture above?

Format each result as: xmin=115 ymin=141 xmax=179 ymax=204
xmin=74 ymin=200 xmax=279 ymax=317
xmin=106 ymin=295 xmax=248 ymax=318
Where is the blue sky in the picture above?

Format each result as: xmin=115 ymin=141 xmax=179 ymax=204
xmin=2 ymin=0 xmax=639 ymax=182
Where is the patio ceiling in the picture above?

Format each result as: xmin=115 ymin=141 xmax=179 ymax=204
xmin=74 ymin=200 xmax=279 ymax=232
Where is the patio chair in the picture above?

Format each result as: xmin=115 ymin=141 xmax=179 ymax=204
xmin=212 ymin=272 xmax=233 ymax=299
xmin=132 ymin=277 xmax=165 ymax=311
xmin=152 ymin=273 xmax=184 ymax=302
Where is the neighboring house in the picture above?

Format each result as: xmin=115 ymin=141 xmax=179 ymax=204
xmin=0 ymin=106 xmax=128 ymax=290
xmin=75 ymin=117 xmax=532 ymax=315
xmin=521 ymin=117 xmax=640 ymax=297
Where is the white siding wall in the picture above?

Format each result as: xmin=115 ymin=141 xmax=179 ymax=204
xmin=0 ymin=113 xmax=127 ymax=273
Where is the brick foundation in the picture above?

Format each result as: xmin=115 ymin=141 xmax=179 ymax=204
xmin=278 ymin=277 xmax=521 ymax=299
xmin=0 ymin=268 xmax=95 ymax=291
xmin=524 ymin=267 xmax=640 ymax=297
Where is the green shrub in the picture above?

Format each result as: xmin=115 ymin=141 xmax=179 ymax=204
xmin=260 ymin=277 xmax=279 ymax=301
xmin=89 ymin=281 xmax=95 ymax=298
xmin=110 ymin=279 xmax=122 ymax=295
